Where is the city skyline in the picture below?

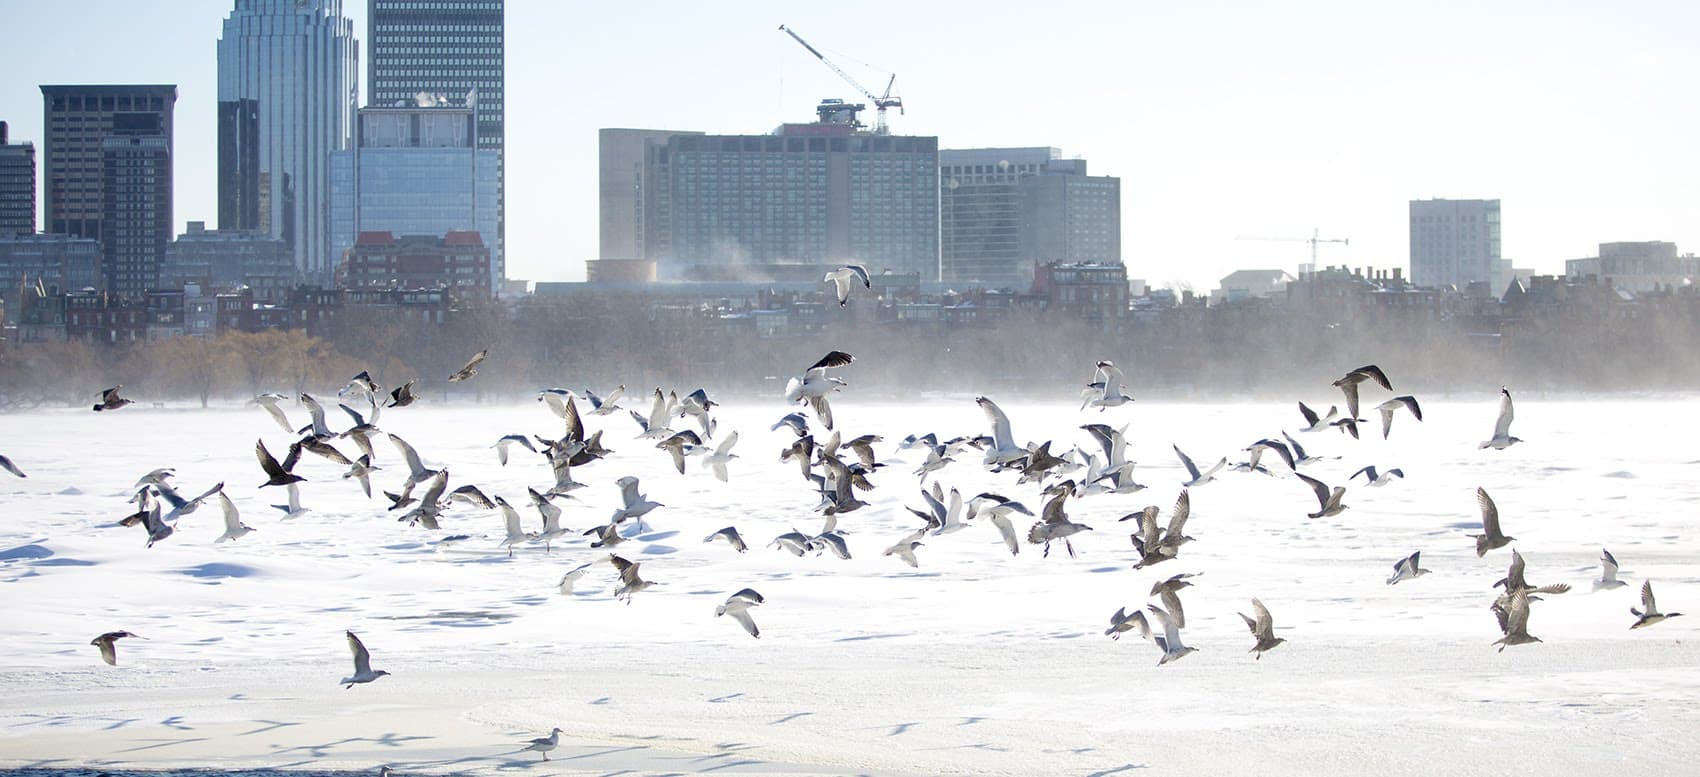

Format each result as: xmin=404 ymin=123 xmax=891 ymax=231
xmin=0 ymin=1 xmax=1696 ymax=292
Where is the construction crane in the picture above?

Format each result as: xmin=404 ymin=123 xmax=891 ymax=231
xmin=1236 ymin=228 xmax=1350 ymax=273
xmin=779 ymin=24 xmax=903 ymax=135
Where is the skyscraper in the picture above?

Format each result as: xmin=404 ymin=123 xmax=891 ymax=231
xmin=1409 ymin=198 xmax=1503 ymax=292
xmin=218 ymin=0 xmax=359 ymax=282
xmin=0 ymin=121 xmax=35 ymax=237
xmin=368 ymin=0 xmax=505 ymax=283
xmin=39 ymin=85 xmax=176 ymax=244
xmin=101 ymin=114 xmax=171 ymax=298
xmin=940 ymin=148 xmax=1121 ymax=287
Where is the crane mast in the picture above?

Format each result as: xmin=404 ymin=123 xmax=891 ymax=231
xmin=779 ymin=24 xmax=904 ymax=134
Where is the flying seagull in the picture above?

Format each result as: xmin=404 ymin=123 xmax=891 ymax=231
xmin=1105 ymin=607 xmax=1150 ymax=641
xmin=1630 ymin=581 xmax=1683 ymax=629
xmin=1296 ymin=472 xmax=1347 ymax=519
xmin=824 ymin=263 xmax=871 ymax=307
xmin=582 ymin=385 xmax=626 ymax=416
xmin=1491 ymin=589 xmax=1541 ymax=652
xmin=213 ymin=492 xmax=254 ymax=543
xmin=93 ymin=385 xmax=133 ymax=412
xmin=557 ymin=562 xmax=593 ymax=595
xmin=977 ymin=396 xmax=1029 ymax=469
xmin=1239 ymin=598 xmax=1286 ymax=659
xmin=252 ymin=393 xmax=295 ymax=434
xmin=717 ymin=588 xmax=765 ymax=638
xmin=255 ymin=439 xmax=306 ymax=488
xmin=785 ymin=351 xmax=855 ymax=430
xmin=1386 ymin=551 xmax=1430 ymax=585
xmin=447 ymin=348 xmax=488 ymax=383
xmin=1350 ymin=466 xmax=1404 ymax=487
xmin=523 ymin=728 xmax=564 ymax=761
xmin=1173 ymin=444 xmax=1226 ymax=488
xmin=90 ymin=631 xmax=140 ymax=666
xmin=1470 ymin=487 xmax=1515 ymax=557
xmin=387 ymin=380 xmax=418 ymax=408
xmin=117 ymin=500 xmax=173 ymax=548
xmin=1374 ymin=395 xmax=1424 ymax=440
xmin=705 ymin=525 xmax=749 ymax=552
xmin=1148 ymin=604 xmax=1197 ymax=666
xmin=1332 ymin=364 xmax=1392 ymax=420
xmin=1593 ymin=548 xmax=1628 ymax=591
xmin=610 ymin=555 xmax=654 ymax=603
xmin=491 ymin=434 xmax=538 ymax=466
xmin=1479 ymin=387 xmax=1523 ymax=450
xmin=340 ymin=631 xmax=391 ymax=688
xmin=1297 ymin=401 xmax=1338 ymax=433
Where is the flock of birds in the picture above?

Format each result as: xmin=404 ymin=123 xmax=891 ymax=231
xmin=0 ymin=316 xmax=1685 ymax=759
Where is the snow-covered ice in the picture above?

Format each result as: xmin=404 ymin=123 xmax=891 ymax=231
xmin=0 ymin=394 xmax=1697 ymax=775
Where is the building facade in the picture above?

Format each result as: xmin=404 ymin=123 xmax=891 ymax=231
xmin=101 ymin=117 xmax=172 ymax=299
xmin=329 ymin=104 xmax=498 ymax=286
xmin=337 ymin=230 xmax=490 ymax=299
xmin=598 ymin=128 xmax=699 ymax=264
xmin=939 ymin=149 xmax=1121 ymax=288
xmin=1565 ymin=241 xmax=1696 ymax=294
xmin=163 ymin=221 xmax=296 ymax=302
xmin=1409 ymin=198 xmax=1504 ymax=292
xmin=218 ymin=0 xmax=359 ymax=282
xmin=0 ymin=122 xmax=35 ymax=237
xmin=368 ymin=0 xmax=505 ymax=282
xmin=38 ymin=85 xmax=176 ymax=246
xmin=0 ymin=233 xmax=102 ymax=325
xmin=665 ymin=121 xmax=940 ymax=280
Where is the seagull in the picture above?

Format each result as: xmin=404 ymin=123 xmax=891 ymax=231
xmin=1593 ymin=548 xmax=1628 ymax=591
xmin=557 ymin=562 xmax=593 ymax=595
xmin=1173 ymin=444 xmax=1226 ymax=487
xmin=400 ymin=469 xmax=450 ymax=529
xmin=1374 ymin=395 xmax=1424 ymax=440
xmin=1350 ymin=466 xmax=1404 ymax=487
xmin=93 ymin=385 xmax=133 ymax=412
xmin=656 ymin=430 xmax=704 ymax=474
xmin=699 ymin=431 xmax=740 ymax=483
xmin=611 ymin=476 xmax=663 ymax=527
xmin=254 ymin=439 xmax=305 ymax=488
xmin=340 ymin=631 xmax=391 ymax=688
xmin=1244 ymin=439 xmax=1296 ymax=472
xmin=968 ymin=493 xmax=1031 ymax=556
xmin=1630 ymin=581 xmax=1683 ymax=629
xmin=494 ymin=496 xmax=537 ymax=557
xmin=717 ymin=588 xmax=765 ymax=638
xmin=674 ymin=388 xmax=718 ymax=438
xmin=118 ymin=500 xmax=173 ymax=548
xmin=1026 ymin=490 xmax=1093 ymax=558
xmin=387 ymin=380 xmax=418 ymax=408
xmin=271 ymin=482 xmax=309 ymax=519
xmin=1151 ymin=573 xmax=1195 ymax=628
xmin=1239 ymin=599 xmax=1286 ymax=659
xmin=824 ymin=263 xmax=871 ymax=307
xmin=337 ymin=403 xmax=382 ymax=460
xmin=1332 ymin=364 xmax=1392 ymax=420
xmin=705 ymin=526 xmax=749 ymax=552
xmin=213 ymin=492 xmax=254 ymax=543
xmin=450 ymin=484 xmax=496 ymax=510
xmin=523 ymin=728 xmax=563 ymax=761
xmin=537 ymin=388 xmax=575 ymax=418
xmin=343 ymin=455 xmax=379 ymax=498
xmin=1297 ymin=401 xmax=1338 ymax=433
xmin=133 ymin=468 xmax=175 ymax=488
xmin=491 ymin=434 xmax=538 ymax=466
xmin=252 ymin=393 xmax=295 ymax=434
xmin=610 ymin=555 xmax=653 ymax=603
xmin=785 ymin=352 xmax=855 ymax=430
xmin=810 ymin=530 xmax=852 ymax=560
xmin=1491 ymin=589 xmax=1541 ymax=652
xmin=1296 ymin=473 xmax=1347 ymax=519
xmin=156 ymin=479 xmax=225 ymax=521
xmin=90 ymin=631 xmax=140 ymax=666
xmin=297 ymin=393 xmax=337 ymax=440
xmin=1470 ymin=487 xmax=1515 ymax=557
xmin=771 ymin=412 xmax=809 ymax=438
xmin=1479 ymin=387 xmax=1523 ymax=450
xmin=770 ymin=529 xmax=814 ymax=557
xmin=447 ymin=348 xmax=488 ymax=383
xmin=1148 ymin=604 xmax=1197 ymax=666
xmin=976 ymin=396 xmax=1029 ymax=469
xmin=582 ymin=384 xmax=626 ymax=416
xmin=817 ymin=455 xmax=867 ymax=516
xmin=0 ymin=453 xmax=22 ymax=478
xmin=912 ymin=444 xmax=954 ymax=483
xmin=388 ymin=434 xmax=438 ymax=486
xmin=883 ymin=538 xmax=923 ymax=568
xmin=1082 ymin=360 xmax=1134 ymax=410
xmin=300 ymin=436 xmax=354 ymax=467
xmin=1105 ymin=607 xmax=1151 ymax=641
xmin=630 ymin=388 xmax=676 ymax=440
xmin=1386 ymin=551 xmax=1430 ymax=585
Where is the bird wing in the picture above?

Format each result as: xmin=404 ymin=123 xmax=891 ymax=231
xmin=1355 ymin=364 xmax=1393 ymax=390
xmin=1160 ymin=588 xmax=1186 ymax=629
xmin=1492 ymin=388 xmax=1515 ymax=439
xmin=460 ymin=349 xmax=488 ymax=374
xmin=1296 ymin=473 xmax=1331 ymax=510
xmin=417 ymin=469 xmax=449 ymax=507
xmin=1641 ymin=580 xmax=1658 ymax=615
xmin=714 ymin=431 xmax=739 ymax=457
xmin=1477 ymin=487 xmax=1502 ymax=540
xmin=1252 ymin=598 xmax=1274 ymax=636
xmin=389 ymin=434 xmax=428 ymax=479
xmin=846 ymin=264 xmax=871 ymax=288
xmin=218 ymin=492 xmax=241 ymax=533
xmin=1040 ymin=491 xmax=1069 ymax=525
xmin=647 ymin=388 xmax=668 ymax=428
xmin=978 ymin=397 xmax=1015 ymax=451
xmin=1338 ymin=381 xmax=1361 ymax=420
xmin=1502 ymin=549 xmax=1528 ymax=590
xmin=0 ymin=454 xmax=23 ymax=478
xmin=1148 ymin=604 xmax=1182 ymax=645
xmin=347 ymin=631 xmax=372 ymax=675
xmin=809 ymin=350 xmax=856 ymax=371
xmin=919 ymin=487 xmax=947 ymax=525
xmin=256 ymin=439 xmax=288 ymax=478
xmin=807 ymin=394 xmax=834 ymax=431
xmin=499 ymin=498 xmax=524 ymax=537
xmin=1172 ymin=444 xmax=1201 ymax=480
xmin=827 ymin=272 xmax=852 ymax=304
xmin=561 ymin=395 xmax=584 ymax=442
xmin=1298 ymin=401 xmax=1320 ymax=427
xmin=1164 ymin=490 xmax=1191 ymax=538
xmin=1505 ymin=590 xmax=1532 ymax=635
xmin=989 ymin=514 xmax=1019 ymax=555
xmin=618 ymin=477 xmax=641 ymax=507
xmin=1601 ymin=549 xmax=1620 ymax=582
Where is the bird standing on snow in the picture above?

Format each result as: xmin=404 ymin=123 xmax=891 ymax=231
xmin=522 ymin=727 xmax=563 ymax=760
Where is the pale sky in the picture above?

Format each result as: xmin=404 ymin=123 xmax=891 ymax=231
xmin=2 ymin=0 xmax=1696 ymax=290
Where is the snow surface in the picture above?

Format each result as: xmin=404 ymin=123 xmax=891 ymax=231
xmin=0 ymin=392 xmax=1697 ymax=775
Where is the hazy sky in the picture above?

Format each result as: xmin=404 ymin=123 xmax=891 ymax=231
xmin=2 ymin=1 xmax=1696 ymax=290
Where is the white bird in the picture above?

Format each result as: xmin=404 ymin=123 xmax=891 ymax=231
xmin=340 ymin=631 xmax=390 ymax=688
xmin=717 ymin=588 xmax=765 ymax=638
xmin=270 ymin=482 xmax=309 ymax=518
xmin=1630 ymin=580 xmax=1683 ymax=629
xmin=213 ymin=492 xmax=254 ymax=543
xmin=976 ymin=396 xmax=1028 ymax=468
xmin=630 ymin=388 xmax=676 ymax=440
xmin=1479 ymin=387 xmax=1524 ymax=450
xmin=1386 ymin=551 xmax=1430 ymax=585
xmin=1082 ymin=360 xmax=1134 ymax=410
xmin=1350 ymin=465 xmax=1404 ymax=487
xmin=557 ymin=562 xmax=593 ymax=595
xmin=1593 ymin=548 xmax=1628 ymax=591
xmin=492 ymin=434 xmax=538 ymax=466
xmin=298 ymin=393 xmax=337 ymax=440
xmin=705 ymin=526 xmax=749 ymax=552
xmin=883 ymin=538 xmax=923 ymax=568
xmin=704 ymin=431 xmax=740 ymax=482
xmin=784 ymin=351 xmax=854 ymax=430
xmin=1147 ymin=604 xmax=1197 ymax=666
xmin=1374 ymin=395 xmax=1424 ymax=440
xmin=495 ymin=496 xmax=537 ymax=557
xmin=610 ymin=476 xmax=663 ymax=527
xmin=1105 ymin=607 xmax=1150 ymax=641
xmin=1297 ymin=401 xmax=1338 ymax=433
xmin=824 ymin=263 xmax=871 ymax=307
xmin=252 ymin=393 xmax=295 ymax=434
xmin=769 ymin=529 xmax=813 ymax=557
xmin=388 ymin=434 xmax=438 ymax=486
xmin=582 ymin=384 xmax=626 ymax=416
xmin=522 ymin=727 xmax=563 ymax=761
xmin=1173 ymin=444 xmax=1226 ymax=487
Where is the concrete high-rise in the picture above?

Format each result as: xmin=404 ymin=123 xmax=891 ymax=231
xmin=0 ymin=121 xmax=35 ymax=237
xmin=940 ymin=148 xmax=1120 ymax=287
xmin=598 ymin=128 xmax=701 ymax=264
xmin=1409 ymin=198 xmax=1504 ymax=292
xmin=39 ymin=85 xmax=176 ymax=244
xmin=101 ymin=115 xmax=172 ymax=298
xmin=661 ymin=111 xmax=940 ymax=280
xmin=218 ymin=0 xmax=359 ymax=282
xmin=330 ymin=104 xmax=498 ymax=285
xmin=368 ymin=0 xmax=505 ymax=282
